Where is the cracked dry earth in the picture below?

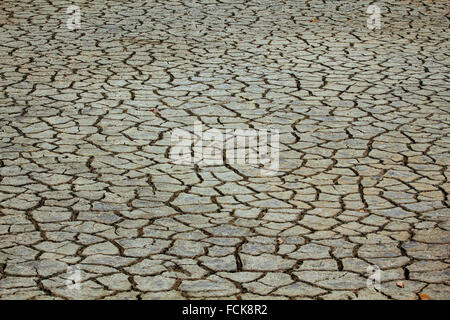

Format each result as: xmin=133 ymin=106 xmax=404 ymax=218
xmin=0 ymin=0 xmax=449 ymax=300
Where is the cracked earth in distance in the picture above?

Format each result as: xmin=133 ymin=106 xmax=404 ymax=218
xmin=0 ymin=0 xmax=449 ymax=300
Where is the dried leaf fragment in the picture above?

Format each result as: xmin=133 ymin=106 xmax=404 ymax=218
xmin=418 ymin=293 xmax=431 ymax=300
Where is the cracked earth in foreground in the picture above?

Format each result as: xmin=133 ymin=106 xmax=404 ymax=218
xmin=0 ymin=0 xmax=449 ymax=300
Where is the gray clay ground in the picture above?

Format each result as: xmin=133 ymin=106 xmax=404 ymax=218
xmin=0 ymin=0 xmax=449 ymax=299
